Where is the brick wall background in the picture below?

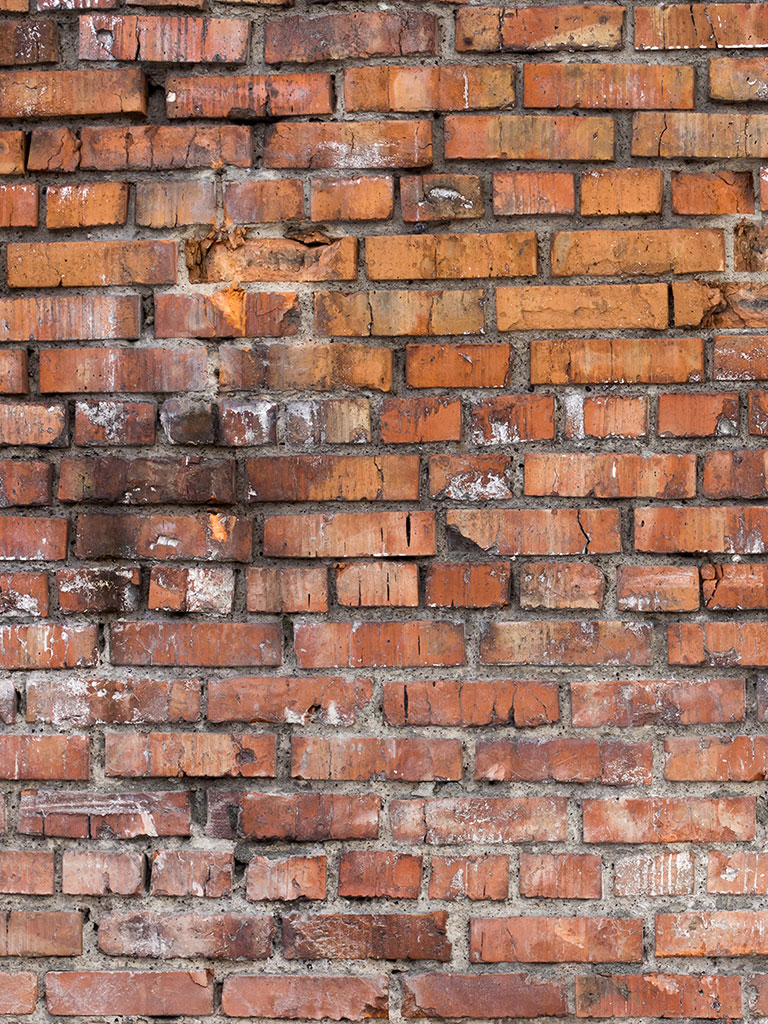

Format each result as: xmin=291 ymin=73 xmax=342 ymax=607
xmin=1 ymin=0 xmax=768 ymax=1019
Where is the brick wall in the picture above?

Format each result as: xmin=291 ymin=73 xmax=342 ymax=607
xmin=1 ymin=0 xmax=768 ymax=1019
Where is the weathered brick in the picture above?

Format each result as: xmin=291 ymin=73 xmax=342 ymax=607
xmin=168 ymin=74 xmax=332 ymax=118
xmin=481 ymin=621 xmax=652 ymax=666
xmin=111 ymin=622 xmax=281 ymax=667
xmin=456 ymin=5 xmax=624 ymax=51
xmin=580 ymin=168 xmax=664 ymax=214
xmin=26 ymin=677 xmax=200 ymax=726
xmin=494 ymin=171 xmax=575 ymax=214
xmin=0 ymin=69 xmax=146 ymax=117
xmin=46 ymin=183 xmax=128 ymax=228
xmin=447 ymin=509 xmax=621 ymax=555
xmin=531 ymin=337 xmax=703 ymax=384
xmin=80 ymin=15 xmax=249 ymax=62
xmin=18 ymin=790 xmax=192 ymax=838
xmin=222 ymin=976 xmax=387 ymax=1019
xmin=8 ymin=240 xmax=176 ymax=288
xmin=136 ymin=180 xmax=216 ymax=227
xmin=151 ymin=851 xmax=232 ymax=898
xmin=346 ymin=66 xmax=515 ymax=112
xmin=402 ymin=974 xmax=566 ymax=1018
xmin=401 ymin=174 xmax=484 ymax=222
xmin=208 ymin=676 xmax=372 ymax=725
xmin=315 ymin=289 xmax=484 ymax=336
xmin=383 ymin=680 xmax=559 ymax=728
xmin=428 ymin=857 xmax=510 ymax=901
xmin=498 ymin=284 xmax=668 ymax=331
xmin=46 ymin=972 xmax=213 ymax=1017
xmin=265 ymin=12 xmax=436 ymax=62
xmin=283 ymin=913 xmax=451 ymax=961
xmin=524 ymin=63 xmax=693 ymax=108
xmin=583 ymin=797 xmax=755 ymax=842
xmin=265 ymin=121 xmax=432 ymax=169
xmin=446 ymin=114 xmax=614 ymax=160
xmin=294 ymin=621 xmax=465 ymax=668
xmin=225 ymin=180 xmax=304 ymax=223
xmin=81 ymin=125 xmax=252 ymax=169
xmin=246 ymin=856 xmax=326 ymax=901
xmin=391 ymin=797 xmax=566 ymax=843
xmin=470 ymin=916 xmax=642 ymax=963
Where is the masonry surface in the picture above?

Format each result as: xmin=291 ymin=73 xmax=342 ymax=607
xmin=2 ymin=0 xmax=768 ymax=1019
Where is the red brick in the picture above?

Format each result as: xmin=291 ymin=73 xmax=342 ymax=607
xmin=367 ymin=232 xmax=536 ymax=280
xmin=0 ymin=911 xmax=82 ymax=957
xmin=703 ymin=563 xmax=768 ymax=609
xmin=151 ymin=851 xmax=232 ymax=898
xmin=447 ymin=508 xmax=621 ymax=555
xmin=0 ymin=295 xmax=139 ymax=342
xmin=191 ymin=237 xmax=356 ymax=284
xmin=391 ymin=797 xmax=566 ymax=843
xmin=666 ymin=736 xmax=768 ymax=780
xmin=264 ymin=511 xmax=435 ymax=558
xmin=470 ymin=916 xmax=642 ymax=963
xmin=245 ymin=454 xmax=419 ymax=501
xmin=493 ymin=171 xmax=575 ymax=214
xmin=206 ymin=792 xmax=379 ymax=840
xmin=81 ymin=125 xmax=251 ymax=170
xmin=106 ymin=731 xmax=275 ymax=777
xmin=380 ymin=396 xmax=460 ymax=443
xmin=316 ymin=289 xmax=484 ymax=337
xmin=311 ymin=177 xmax=393 ymax=221
xmin=583 ymin=797 xmax=755 ymax=843
xmin=519 ymin=853 xmax=601 ymax=900
xmin=8 ymin=240 xmax=176 ymax=288
xmin=580 ymin=168 xmax=663 ymax=215
xmin=283 ymin=913 xmax=450 ymax=961
xmin=0 ymin=69 xmax=146 ymax=117
xmin=614 ymin=851 xmax=695 ymax=897
xmin=294 ymin=621 xmax=465 ymax=668
xmin=428 ymin=857 xmax=510 ymax=901
xmin=208 ymin=676 xmax=371 ymax=725
xmin=136 ymin=180 xmax=216 ymax=227
xmin=384 ymin=679 xmax=558 ymax=728
xmin=0 ymin=351 xmax=27 ymax=394
xmin=476 ymin=738 xmax=650 ymax=785
xmin=633 ymin=112 xmax=768 ymax=159
xmin=532 ymin=337 xmax=703 ymax=384
xmin=339 ymin=852 xmax=421 ymax=898
xmin=0 ymin=625 xmax=97 ymax=670
xmin=672 ymin=170 xmax=754 ymax=214
xmin=111 ymin=622 xmax=281 ymax=667
xmin=0 ymin=130 xmax=24 ymax=174
xmin=656 ymin=911 xmax=768 ymax=957
xmin=222 ymin=976 xmax=387 ymax=1019
xmin=0 ymin=735 xmax=88 ymax=780
xmin=498 ymin=284 xmax=667 ymax=331
xmin=246 ymin=567 xmax=328 ymax=613
xmin=0 ymin=973 xmax=36 ymax=1014
xmin=616 ymin=566 xmax=700 ymax=612
xmin=481 ymin=621 xmax=652 ymax=665
xmin=445 ymin=114 xmax=613 ymax=161
xmin=265 ymin=12 xmax=436 ymax=62
xmin=219 ymin=400 xmax=278 ymax=445
xmin=0 ymin=19 xmax=58 ymax=65
xmin=40 ymin=347 xmax=206 ymax=393
xmin=74 ymin=400 xmax=156 ymax=445
xmin=59 ymin=455 xmax=235 ymax=504
xmin=0 ymin=572 xmax=48 ymax=618
xmin=225 ymin=180 xmax=304 ymax=223
xmin=525 ymin=63 xmax=693 ymax=108
xmin=18 ymin=789 xmax=191 ymax=838
xmin=636 ymin=4 xmax=768 ymax=49
xmin=75 ymin=512 xmax=250 ymax=561
xmin=169 ymin=74 xmax=332 ymax=118
xmin=702 ymin=450 xmax=768 ymax=497
xmin=407 ymin=344 xmax=510 ymax=388
xmin=0 ymin=517 xmax=66 ymax=560
xmin=264 ymin=121 xmax=432 ymax=169
xmin=219 ymin=343 xmax=392 ymax=392
xmin=658 ymin=392 xmax=739 ymax=436
xmin=571 ymin=679 xmax=745 ymax=727
xmin=246 ymin=856 xmax=326 ymax=901
xmin=0 ymin=851 xmax=54 ymax=894
xmin=293 ymin=736 xmax=461 ymax=781
xmin=425 ymin=562 xmax=510 ymax=608
xmin=552 ymin=228 xmax=722 ymax=276
xmin=0 ymin=460 xmax=51 ymax=506
xmin=519 ymin=562 xmax=605 ymax=610
xmin=79 ymin=14 xmax=249 ymax=62
xmin=0 ymin=184 xmax=37 ymax=227
xmin=575 ymin=974 xmax=741 ymax=1018
xmin=429 ymin=454 xmax=513 ymax=500
xmin=98 ymin=912 xmax=274 ymax=959
xmin=148 ymin=566 xmax=233 ymax=614
xmin=402 ymin=974 xmax=566 ymax=1018
xmin=46 ymin=182 xmax=128 ymax=228
xmin=346 ymin=65 xmax=515 ymax=112
xmin=456 ymin=5 xmax=624 ymax=51
xmin=26 ymin=677 xmax=199 ymax=726
xmin=45 ymin=972 xmax=213 ymax=1017
xmin=635 ymin=506 xmax=768 ymax=554
xmin=336 ymin=562 xmax=418 ymax=608
xmin=62 ymin=851 xmax=144 ymax=896
xmin=160 ymin=266 xmax=240 ymax=321
xmin=27 ymin=126 xmax=78 ymax=172
xmin=680 ymin=616 xmax=768 ymax=665
xmin=401 ymin=174 xmax=483 ymax=221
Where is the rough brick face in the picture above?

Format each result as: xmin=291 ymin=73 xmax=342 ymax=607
xmin=3 ymin=0 xmax=766 ymax=1014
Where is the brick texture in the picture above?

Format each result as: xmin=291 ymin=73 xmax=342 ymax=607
xmin=1 ymin=1 xmax=766 ymax=1017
